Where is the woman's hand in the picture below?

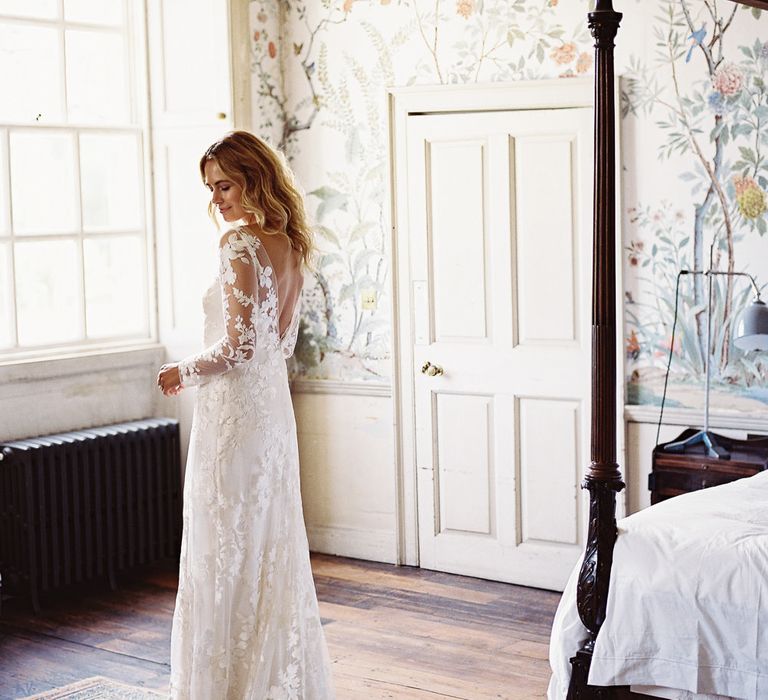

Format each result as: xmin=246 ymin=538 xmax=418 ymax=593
xmin=157 ymin=363 xmax=183 ymax=396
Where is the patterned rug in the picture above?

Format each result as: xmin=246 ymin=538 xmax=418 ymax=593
xmin=20 ymin=676 xmax=166 ymax=699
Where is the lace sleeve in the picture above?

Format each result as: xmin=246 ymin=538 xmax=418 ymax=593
xmin=178 ymin=230 xmax=258 ymax=387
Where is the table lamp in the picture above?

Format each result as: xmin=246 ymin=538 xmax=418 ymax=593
xmin=734 ymin=298 xmax=768 ymax=351
xmin=663 ymin=270 xmax=768 ymax=459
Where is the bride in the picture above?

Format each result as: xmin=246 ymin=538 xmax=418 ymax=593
xmin=156 ymin=131 xmax=336 ymax=699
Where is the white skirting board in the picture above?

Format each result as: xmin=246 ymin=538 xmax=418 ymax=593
xmin=307 ymin=525 xmax=398 ymax=565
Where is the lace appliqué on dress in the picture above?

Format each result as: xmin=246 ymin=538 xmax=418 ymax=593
xmin=178 ymin=230 xmax=280 ymax=386
xmin=170 ymin=227 xmax=334 ymax=700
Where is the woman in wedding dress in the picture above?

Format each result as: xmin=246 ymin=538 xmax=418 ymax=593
xmin=156 ymin=131 xmax=336 ymax=700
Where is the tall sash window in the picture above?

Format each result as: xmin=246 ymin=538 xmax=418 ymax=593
xmin=0 ymin=0 xmax=152 ymax=358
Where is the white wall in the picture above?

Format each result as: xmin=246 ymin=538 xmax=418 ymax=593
xmin=292 ymin=385 xmax=397 ymax=564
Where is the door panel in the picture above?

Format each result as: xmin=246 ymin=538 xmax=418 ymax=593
xmin=514 ymin=135 xmax=577 ymax=344
xmin=408 ymin=108 xmax=593 ymax=590
xmin=435 ymin=392 xmax=494 ymax=536
xmin=517 ymin=396 xmax=580 ymax=546
xmin=428 ymin=140 xmax=489 ymax=343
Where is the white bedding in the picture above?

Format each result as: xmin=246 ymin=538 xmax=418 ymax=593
xmin=548 ymin=470 xmax=768 ymax=700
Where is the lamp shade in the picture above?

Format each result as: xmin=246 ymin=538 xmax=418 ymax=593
xmin=734 ymin=299 xmax=768 ymax=351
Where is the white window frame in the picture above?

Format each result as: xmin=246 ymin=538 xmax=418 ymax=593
xmin=0 ymin=0 xmax=158 ymax=365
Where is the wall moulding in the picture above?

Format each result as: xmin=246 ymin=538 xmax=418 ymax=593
xmin=290 ymin=378 xmax=392 ymax=397
xmin=625 ymin=403 xmax=768 ymax=434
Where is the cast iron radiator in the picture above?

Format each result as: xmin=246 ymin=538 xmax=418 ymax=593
xmin=0 ymin=417 xmax=182 ymax=613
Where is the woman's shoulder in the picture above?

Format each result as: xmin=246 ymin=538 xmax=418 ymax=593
xmin=218 ymin=225 xmax=255 ymax=248
xmin=218 ymin=227 xmax=270 ymax=264
xmin=218 ymin=225 xmax=299 ymax=274
xmin=215 ymin=229 xmax=264 ymax=286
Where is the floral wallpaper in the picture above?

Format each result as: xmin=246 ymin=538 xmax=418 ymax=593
xmin=621 ymin=1 xmax=768 ymax=414
xmin=249 ymin=0 xmax=768 ymax=417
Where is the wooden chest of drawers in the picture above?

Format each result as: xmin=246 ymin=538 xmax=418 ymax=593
xmin=650 ymin=429 xmax=768 ymax=505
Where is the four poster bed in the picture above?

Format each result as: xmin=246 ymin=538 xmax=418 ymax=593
xmin=550 ymin=1 xmax=768 ymax=699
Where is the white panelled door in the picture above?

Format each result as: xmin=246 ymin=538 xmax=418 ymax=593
xmin=406 ymin=108 xmax=593 ymax=591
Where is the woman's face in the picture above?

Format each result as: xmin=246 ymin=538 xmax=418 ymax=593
xmin=204 ymin=159 xmax=248 ymax=223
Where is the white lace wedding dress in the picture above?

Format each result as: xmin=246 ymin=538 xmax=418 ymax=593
xmin=169 ymin=227 xmax=335 ymax=699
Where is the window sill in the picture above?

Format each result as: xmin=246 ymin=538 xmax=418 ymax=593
xmin=0 ymin=343 xmax=166 ymax=384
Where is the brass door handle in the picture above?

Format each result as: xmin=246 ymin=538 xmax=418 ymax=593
xmin=421 ymin=361 xmax=444 ymax=377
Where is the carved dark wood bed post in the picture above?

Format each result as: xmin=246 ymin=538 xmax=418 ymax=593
xmin=567 ymin=1 xmax=625 ymax=698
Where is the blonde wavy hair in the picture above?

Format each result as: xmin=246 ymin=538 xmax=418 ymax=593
xmin=200 ymin=131 xmax=314 ymax=266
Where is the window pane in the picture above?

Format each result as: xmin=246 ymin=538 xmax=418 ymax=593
xmin=80 ymin=133 xmax=142 ymax=230
xmin=0 ymin=0 xmax=57 ymax=20
xmin=65 ymin=0 xmax=123 ymax=26
xmin=66 ymin=29 xmax=129 ymax=124
xmin=10 ymin=132 xmax=77 ymax=234
xmin=0 ymin=244 xmax=13 ymax=348
xmin=15 ymin=239 xmax=81 ymax=346
xmin=0 ymin=130 xmax=8 ymax=233
xmin=0 ymin=23 xmax=63 ymax=123
xmin=84 ymin=235 xmax=145 ymax=337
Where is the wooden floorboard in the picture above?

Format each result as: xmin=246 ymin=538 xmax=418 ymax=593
xmin=0 ymin=554 xmax=561 ymax=699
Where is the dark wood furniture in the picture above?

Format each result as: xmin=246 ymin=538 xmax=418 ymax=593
xmin=566 ymin=1 xmax=626 ymax=698
xmin=732 ymin=0 xmax=768 ymax=10
xmin=650 ymin=430 xmax=768 ymax=504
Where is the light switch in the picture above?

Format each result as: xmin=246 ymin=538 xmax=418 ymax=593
xmin=362 ymin=289 xmax=377 ymax=310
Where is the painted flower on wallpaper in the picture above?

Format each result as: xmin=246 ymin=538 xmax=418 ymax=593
xmin=734 ymin=176 xmax=767 ymax=220
xmin=711 ymin=61 xmax=744 ymax=96
xmin=456 ymin=0 xmax=475 ymax=19
xmin=576 ymin=51 xmax=592 ymax=73
xmin=550 ymin=42 xmax=577 ymax=65
xmin=626 ymin=330 xmax=641 ymax=361
xmin=626 ymin=239 xmax=644 ymax=267
xmin=706 ymin=90 xmax=731 ymax=116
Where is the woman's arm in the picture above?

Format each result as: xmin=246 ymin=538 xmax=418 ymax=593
xmin=177 ymin=229 xmax=259 ymax=387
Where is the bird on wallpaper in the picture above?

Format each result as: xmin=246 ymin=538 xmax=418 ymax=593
xmin=686 ymin=25 xmax=707 ymax=63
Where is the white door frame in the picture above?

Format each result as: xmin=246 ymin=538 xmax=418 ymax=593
xmin=386 ymin=79 xmax=624 ymax=567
